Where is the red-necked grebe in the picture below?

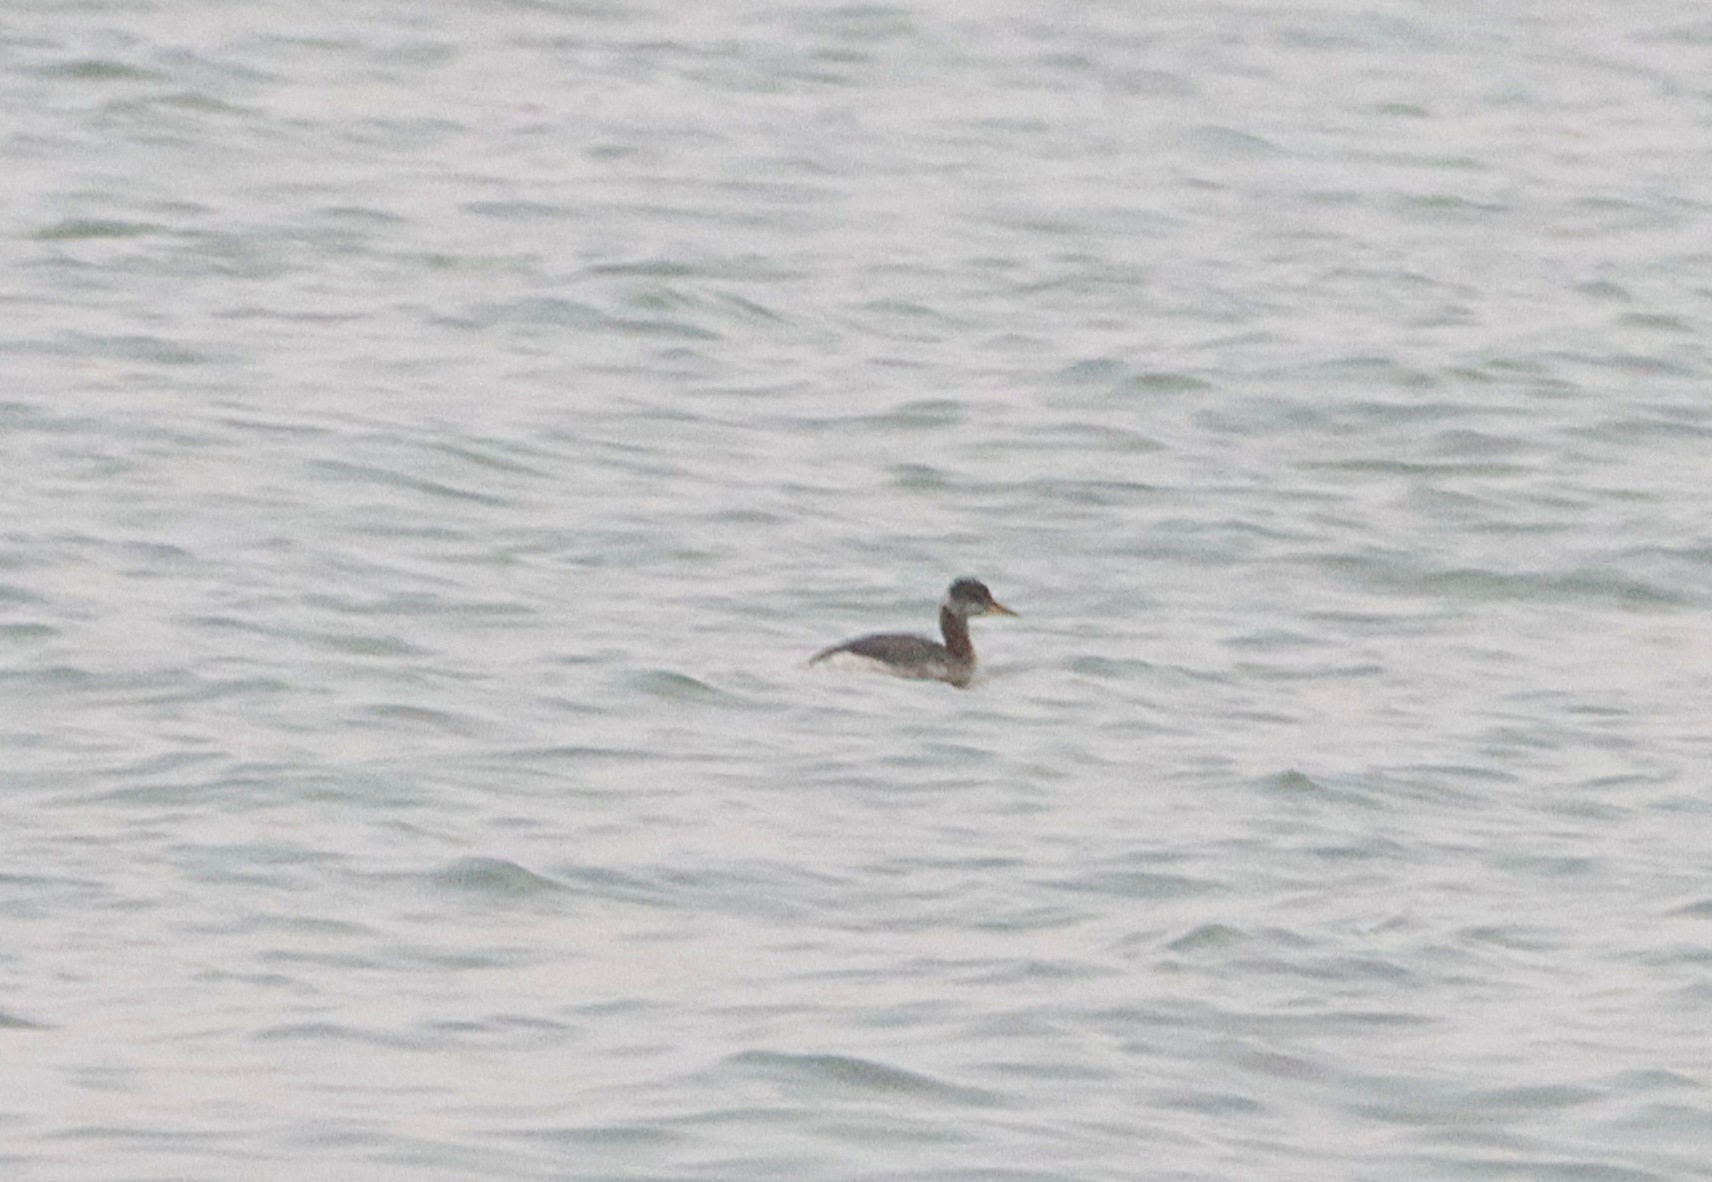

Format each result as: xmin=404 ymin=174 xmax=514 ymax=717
xmin=809 ymin=578 xmax=1018 ymax=688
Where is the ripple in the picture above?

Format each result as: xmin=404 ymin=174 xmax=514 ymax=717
xmin=509 ymin=1123 xmax=684 ymax=1148
xmin=0 ymin=1009 xmax=50 ymax=1030
xmin=1165 ymin=923 xmax=1250 ymax=954
xmin=726 ymin=1051 xmax=1002 ymax=1106
xmin=1158 ymin=1089 xmax=1265 ymax=1115
xmin=1462 ymin=1084 xmax=1601 ymax=1111
xmin=1668 ymin=896 xmax=1712 ymax=919
xmin=1068 ymin=655 xmax=1157 ymax=679
xmin=1254 ymin=769 xmax=1378 ymax=808
xmin=1044 ymin=870 xmax=1221 ymax=900
xmin=1319 ymin=556 xmax=1688 ymax=608
xmin=360 ymin=704 xmax=486 ymax=735
xmin=623 ymin=670 xmax=737 ymax=702
xmin=34 ymin=218 xmax=163 ymax=240
xmin=251 ymin=1022 xmax=427 ymax=1049
xmin=308 ymin=460 xmax=509 ymax=507
xmin=429 ymin=857 xmax=564 ymax=900
xmin=38 ymin=59 xmax=166 ymax=82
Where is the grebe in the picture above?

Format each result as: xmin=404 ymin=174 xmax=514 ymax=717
xmin=809 ymin=578 xmax=1017 ymax=688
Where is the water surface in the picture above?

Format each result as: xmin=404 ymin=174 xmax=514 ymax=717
xmin=4 ymin=2 xmax=1712 ymax=1179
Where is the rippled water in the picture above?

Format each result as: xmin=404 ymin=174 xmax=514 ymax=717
xmin=6 ymin=2 xmax=1712 ymax=1179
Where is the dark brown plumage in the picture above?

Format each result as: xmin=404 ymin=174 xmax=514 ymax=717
xmin=810 ymin=578 xmax=1017 ymax=688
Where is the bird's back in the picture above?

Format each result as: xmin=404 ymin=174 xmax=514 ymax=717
xmin=810 ymin=632 xmax=969 ymax=685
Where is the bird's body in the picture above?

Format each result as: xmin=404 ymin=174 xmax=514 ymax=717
xmin=810 ymin=578 xmax=1017 ymax=688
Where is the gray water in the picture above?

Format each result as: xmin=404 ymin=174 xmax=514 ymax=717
xmin=5 ymin=2 xmax=1712 ymax=1179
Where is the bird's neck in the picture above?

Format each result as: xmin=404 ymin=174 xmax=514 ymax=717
xmin=939 ymin=605 xmax=974 ymax=661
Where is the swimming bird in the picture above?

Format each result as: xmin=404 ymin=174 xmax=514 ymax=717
xmin=809 ymin=578 xmax=1017 ymax=688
